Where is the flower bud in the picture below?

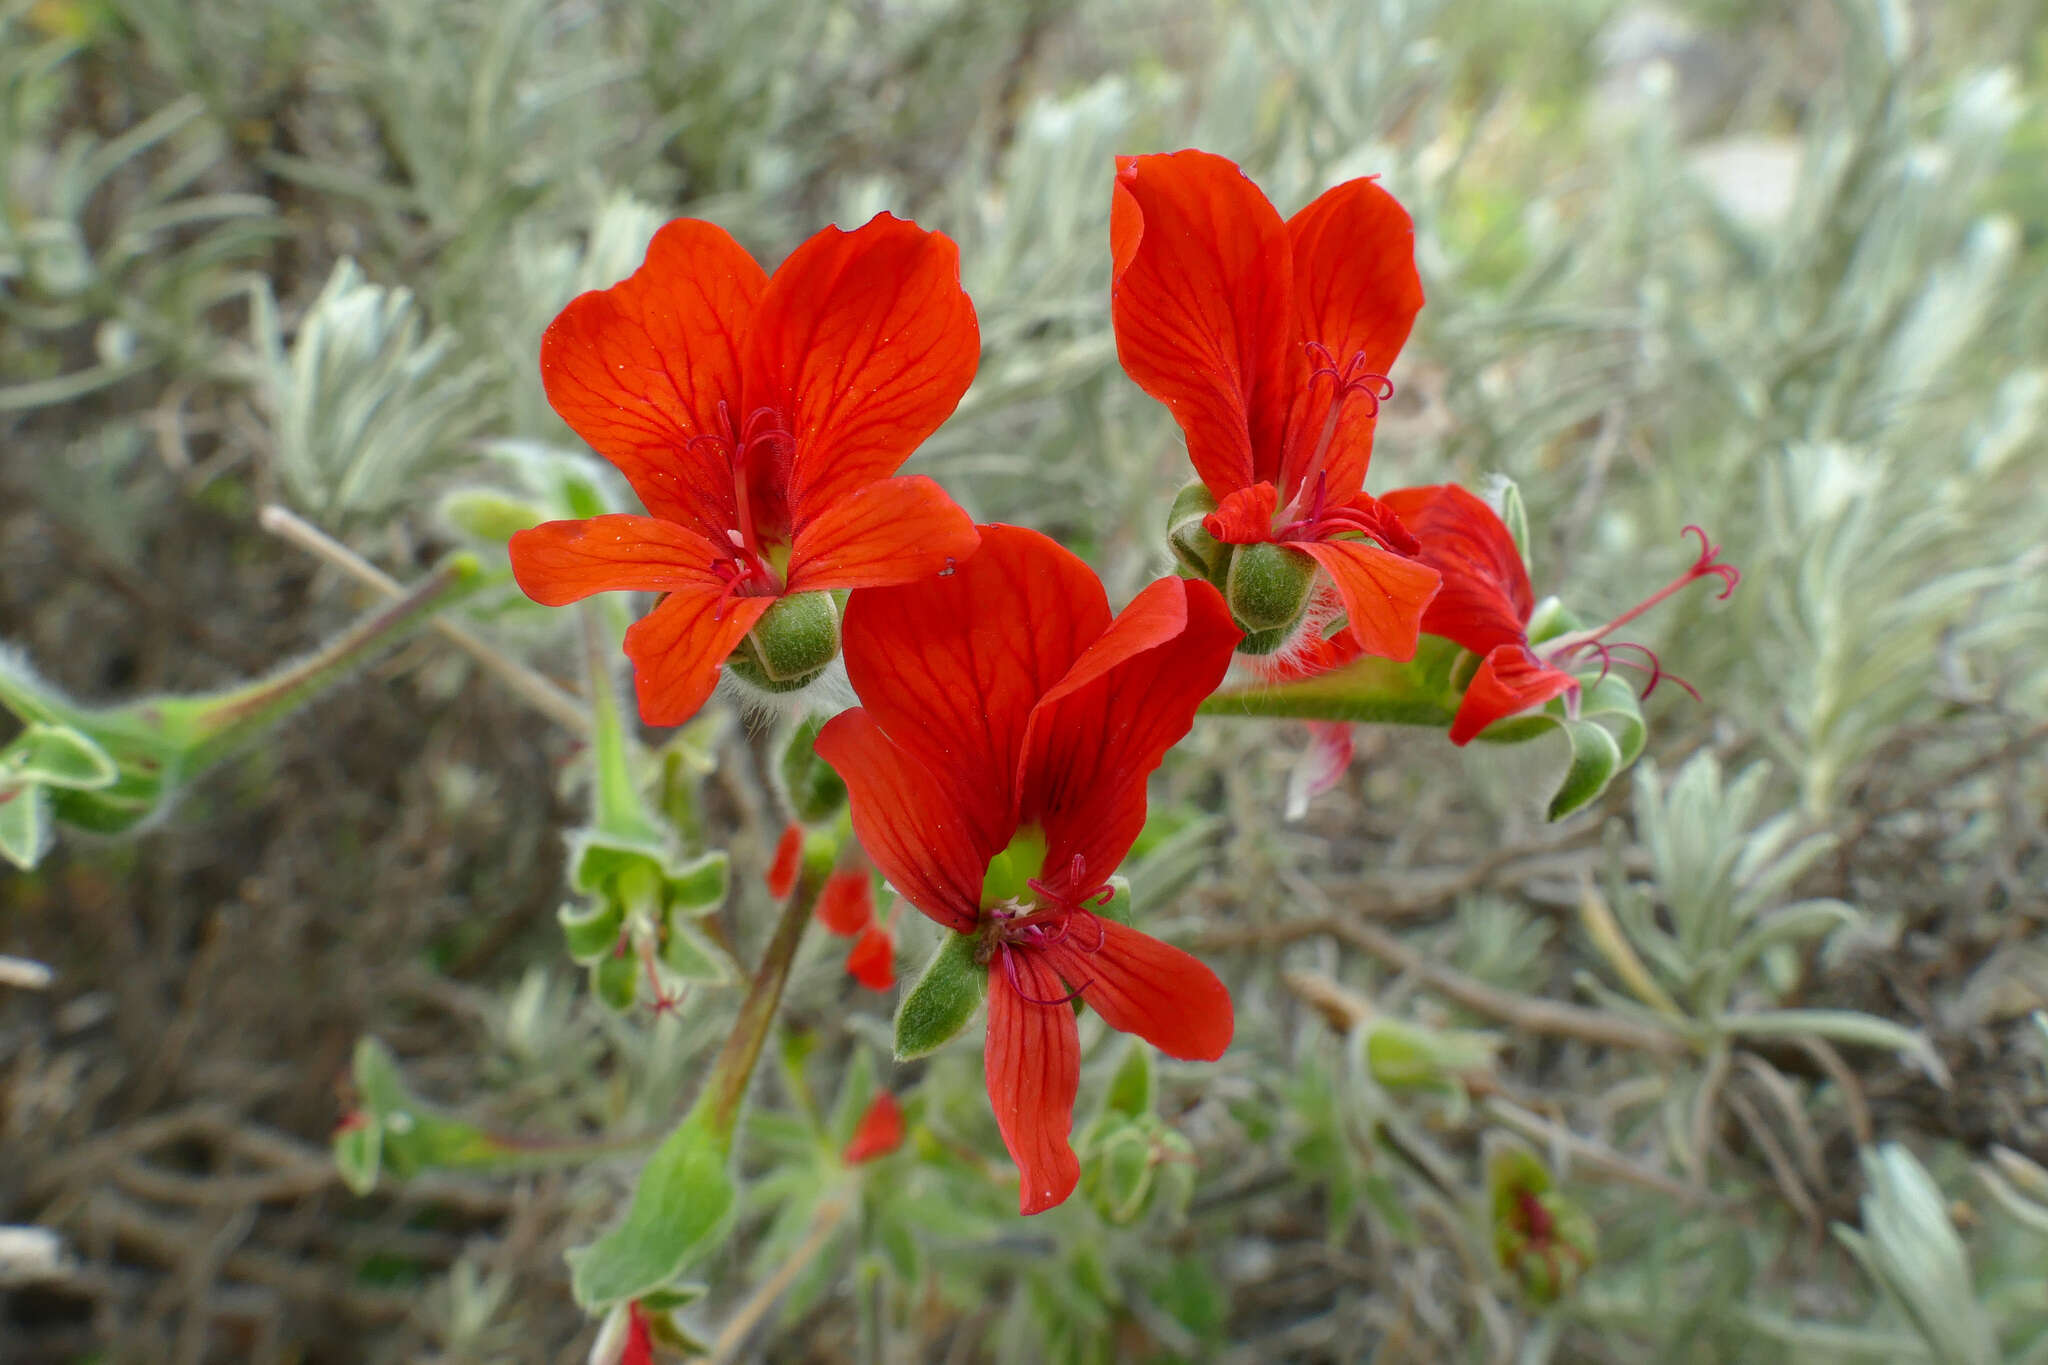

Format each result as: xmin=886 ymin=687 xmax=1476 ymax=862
xmin=1224 ymin=541 xmax=1317 ymax=635
xmin=777 ymin=715 xmax=848 ymax=825
xmin=1165 ymin=481 xmax=1226 ymax=581
xmin=437 ymin=487 xmax=551 ymax=544
xmin=725 ymin=591 xmax=839 ymax=691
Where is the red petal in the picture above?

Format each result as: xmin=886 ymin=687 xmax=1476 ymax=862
xmin=785 ymin=475 xmax=980 ymax=592
xmin=1449 ymin=644 xmax=1579 ymax=745
xmin=814 ymin=710 xmax=988 ymax=933
xmin=1286 ymin=721 xmax=1356 ymax=818
xmin=815 ymin=869 xmax=876 ymax=935
xmin=508 ymin=515 xmax=726 ymax=606
xmin=1040 ymin=916 xmax=1233 ymax=1061
xmin=620 ymin=1302 xmax=655 ymax=1365
xmin=1294 ymin=537 xmax=1440 ymax=663
xmin=765 ymin=823 xmax=803 ymax=899
xmin=845 ymin=924 xmax=896 ymax=991
xmin=540 ymin=219 xmax=765 ymax=538
xmin=1111 ymin=151 xmax=1293 ymax=497
xmin=621 ymin=589 xmax=772 ymax=727
xmin=1380 ymin=484 xmax=1535 ymax=656
xmin=1018 ymin=576 xmax=1239 ymax=885
xmin=842 ymin=1092 xmax=905 ymax=1165
xmin=838 ymin=524 xmax=1110 ymax=853
xmin=747 ymin=214 xmax=979 ymax=522
xmin=1202 ymin=482 xmax=1278 ymax=546
xmin=1277 ymin=178 xmax=1423 ymax=504
xmin=985 ymin=951 xmax=1081 ymax=1215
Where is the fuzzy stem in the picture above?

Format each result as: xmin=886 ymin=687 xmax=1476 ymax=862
xmin=175 ymin=555 xmax=482 ymax=771
xmin=1199 ymin=651 xmax=1460 ymax=728
xmin=702 ymin=871 xmax=820 ymax=1140
xmin=259 ymin=504 xmax=587 ymax=734
xmin=705 ymin=1189 xmax=851 ymax=1363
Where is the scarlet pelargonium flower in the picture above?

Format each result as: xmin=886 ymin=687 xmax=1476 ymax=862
xmin=1380 ymin=484 xmax=1739 ymax=744
xmin=509 ymin=213 xmax=982 ymax=725
xmin=815 ymin=526 xmax=1240 ymax=1214
xmin=1112 ymin=150 xmax=1440 ymax=658
xmin=842 ymin=1091 xmax=906 ymax=1165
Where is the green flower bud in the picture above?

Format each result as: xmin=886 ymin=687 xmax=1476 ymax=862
xmin=437 ymin=487 xmax=551 ymax=544
xmin=1224 ymin=541 xmax=1318 ymax=635
xmin=777 ymin=715 xmax=847 ymax=824
xmin=1165 ymin=481 xmax=1226 ymax=582
xmin=725 ymin=591 xmax=839 ymax=691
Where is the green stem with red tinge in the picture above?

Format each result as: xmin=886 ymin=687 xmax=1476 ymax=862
xmin=703 ymin=869 xmax=821 ymax=1141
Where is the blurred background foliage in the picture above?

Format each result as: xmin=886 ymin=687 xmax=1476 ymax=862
xmin=2 ymin=0 xmax=2046 ymax=1360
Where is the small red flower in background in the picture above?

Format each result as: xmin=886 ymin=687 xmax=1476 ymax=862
xmin=619 ymin=1300 xmax=655 ymax=1365
xmin=765 ymin=822 xmax=804 ymax=899
xmin=1380 ymin=484 xmax=1738 ymax=744
xmin=842 ymin=1091 xmax=906 ymax=1165
xmin=844 ymin=922 xmax=895 ymax=991
xmin=509 ymin=213 xmax=983 ymax=725
xmin=816 ymin=525 xmax=1239 ymax=1214
xmin=812 ymin=861 xmax=897 ymax=991
xmin=1112 ymin=150 xmax=1440 ymax=659
xmin=815 ymin=865 xmax=876 ymax=935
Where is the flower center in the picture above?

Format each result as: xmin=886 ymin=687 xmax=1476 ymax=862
xmin=1540 ymin=525 xmax=1741 ymax=701
xmin=1279 ymin=341 xmax=1393 ymax=522
xmin=977 ymin=844 xmax=1114 ymax=1007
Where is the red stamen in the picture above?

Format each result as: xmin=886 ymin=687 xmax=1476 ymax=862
xmin=1286 ymin=343 xmax=1393 ymax=518
xmin=997 ymin=944 xmax=1089 ymax=1006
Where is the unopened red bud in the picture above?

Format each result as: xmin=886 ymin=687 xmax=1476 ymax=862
xmin=846 ymin=924 xmax=895 ymax=991
xmin=843 ymin=1092 xmax=905 ymax=1165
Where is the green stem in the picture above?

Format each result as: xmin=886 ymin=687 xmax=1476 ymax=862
xmin=703 ymin=871 xmax=820 ymax=1141
xmin=1199 ymin=649 xmax=1460 ymax=727
xmin=581 ymin=605 xmax=664 ymax=845
xmin=172 ymin=554 xmax=484 ymax=771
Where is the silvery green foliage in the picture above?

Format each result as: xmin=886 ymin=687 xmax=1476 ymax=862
xmin=1836 ymin=1145 xmax=1999 ymax=1365
xmin=256 ymin=258 xmax=492 ymax=518
xmin=0 ymin=26 xmax=276 ymax=412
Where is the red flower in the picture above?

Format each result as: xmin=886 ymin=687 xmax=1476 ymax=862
xmin=815 ymin=866 xmax=877 ymax=936
xmin=1112 ymin=150 xmax=1440 ymax=659
xmin=844 ymin=922 xmax=895 ymax=991
xmin=619 ymin=1301 xmax=655 ymax=1365
xmin=1381 ymin=484 xmax=1739 ymax=743
xmin=815 ymin=526 xmax=1240 ymax=1213
xmin=509 ymin=214 xmax=983 ymax=725
xmin=842 ymin=1091 xmax=906 ymax=1165
xmin=765 ymin=822 xmax=804 ymax=899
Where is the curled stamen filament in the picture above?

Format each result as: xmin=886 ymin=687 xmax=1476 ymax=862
xmin=998 ymin=945 xmax=1089 ymax=1006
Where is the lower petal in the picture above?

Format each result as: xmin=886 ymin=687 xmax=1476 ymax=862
xmin=1449 ymin=644 xmax=1579 ymax=745
xmin=622 ymin=589 xmax=772 ymax=726
xmin=1295 ymin=537 xmax=1440 ymax=662
xmin=985 ymin=951 xmax=1082 ymax=1215
xmin=786 ymin=475 xmax=981 ymax=591
xmin=1041 ymin=917 xmax=1233 ymax=1062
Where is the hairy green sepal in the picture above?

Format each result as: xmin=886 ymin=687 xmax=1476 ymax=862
xmin=895 ymin=930 xmax=987 ymax=1060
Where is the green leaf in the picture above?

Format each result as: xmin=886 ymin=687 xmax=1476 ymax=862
xmin=333 ymin=1120 xmax=382 ymax=1195
xmin=591 ymin=951 xmax=639 ymax=1011
xmin=0 ymin=784 xmax=53 ymax=870
xmin=1720 ymin=1010 xmax=1949 ymax=1084
xmin=1547 ymin=717 xmax=1624 ymax=820
xmin=558 ymin=899 xmax=624 ymax=964
xmin=664 ymin=850 xmax=729 ymax=913
xmin=8 ymin=724 xmax=118 ymax=790
xmin=1497 ymin=477 xmax=1531 ymax=569
xmin=567 ymin=1106 xmax=736 ymax=1311
xmin=894 ymin=930 xmax=987 ymax=1061
xmin=1093 ymin=1124 xmax=1156 ymax=1225
xmin=1578 ymin=671 xmax=1647 ymax=767
xmin=659 ymin=911 xmax=731 ymax=983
